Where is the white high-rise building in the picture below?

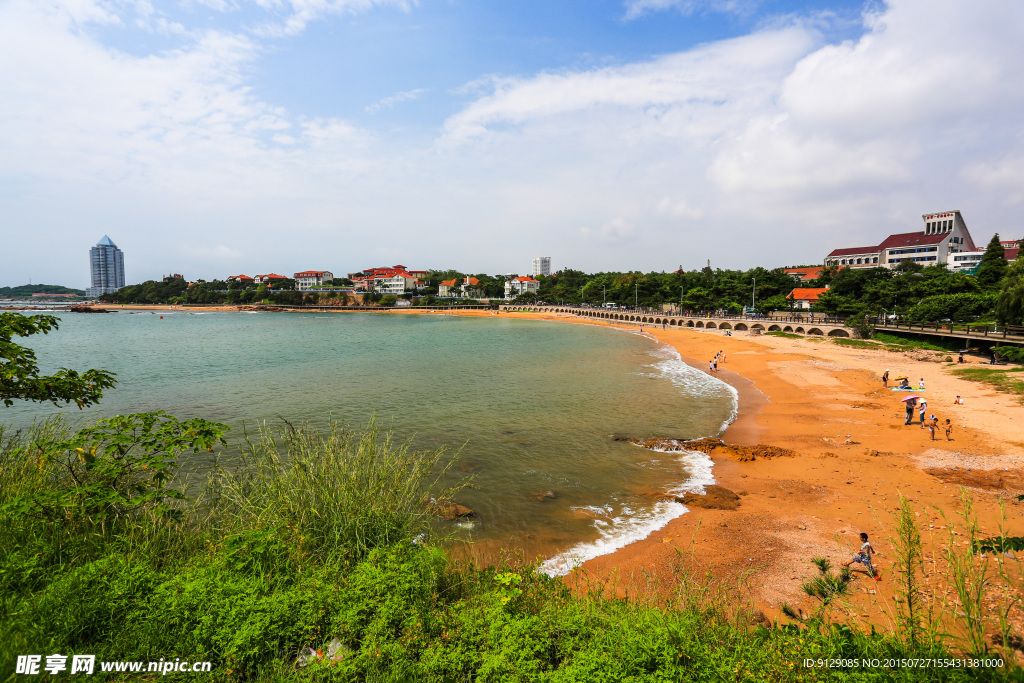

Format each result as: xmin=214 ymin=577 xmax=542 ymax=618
xmin=86 ymin=235 xmax=125 ymax=298
xmin=531 ymin=256 xmax=551 ymax=276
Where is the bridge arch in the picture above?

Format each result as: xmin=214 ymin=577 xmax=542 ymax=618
xmin=696 ymin=321 xmax=704 ymax=328
xmin=795 ymin=327 xmax=805 ymax=334
xmin=827 ymin=329 xmax=850 ymax=337
xmin=751 ymin=324 xmax=765 ymax=331
xmin=720 ymin=322 xmax=732 ymax=330
xmin=686 ymin=320 xmax=694 ymax=327
xmin=808 ymin=328 xmax=824 ymax=336
xmin=783 ymin=325 xmax=793 ymax=332
xmin=706 ymin=321 xmax=717 ymax=329
xmin=768 ymin=324 xmax=781 ymax=331
xmin=670 ymin=319 xmax=678 ymax=326
xmin=734 ymin=323 xmax=748 ymax=331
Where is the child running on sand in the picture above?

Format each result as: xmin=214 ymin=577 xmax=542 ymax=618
xmin=842 ymin=533 xmax=880 ymax=580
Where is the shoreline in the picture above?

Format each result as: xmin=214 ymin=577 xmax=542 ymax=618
xmin=449 ymin=308 xmax=1024 ymax=631
xmin=46 ymin=303 xmax=1024 ymax=627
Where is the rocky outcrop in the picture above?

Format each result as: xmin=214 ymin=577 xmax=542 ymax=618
xmin=430 ymin=501 xmax=476 ymax=519
xmin=675 ymin=485 xmax=741 ymax=510
xmin=623 ymin=436 xmax=796 ymax=462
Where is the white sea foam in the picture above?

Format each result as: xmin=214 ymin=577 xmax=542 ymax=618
xmin=538 ymin=448 xmax=716 ymax=577
xmin=646 ymin=344 xmax=739 ymax=434
xmin=540 ymin=337 xmax=737 ymax=577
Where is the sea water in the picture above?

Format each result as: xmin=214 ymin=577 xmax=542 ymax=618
xmin=4 ymin=311 xmax=736 ymax=570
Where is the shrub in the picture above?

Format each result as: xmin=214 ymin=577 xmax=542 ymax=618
xmin=906 ymin=293 xmax=994 ymax=323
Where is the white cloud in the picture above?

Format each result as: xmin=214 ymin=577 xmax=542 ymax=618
xmin=656 ymin=198 xmax=703 ymax=221
xmin=365 ymin=88 xmax=426 ymax=114
xmin=250 ymin=0 xmax=415 ymax=37
xmin=581 ymin=218 xmax=637 ymax=243
xmin=3 ymin=0 xmax=1024 ymax=287
xmin=623 ymin=0 xmax=758 ymax=21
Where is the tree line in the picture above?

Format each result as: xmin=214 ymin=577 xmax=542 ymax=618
xmin=97 ymin=236 xmax=1023 ymax=324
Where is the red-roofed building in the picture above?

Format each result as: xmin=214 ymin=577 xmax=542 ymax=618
xmin=825 ymin=210 xmax=976 ymax=269
xmin=294 ymin=270 xmax=334 ymax=290
xmin=505 ymin=276 xmax=539 ymax=299
xmin=787 ymin=287 xmax=829 ymax=310
xmin=438 ymin=277 xmax=483 ymax=298
xmin=228 ymin=274 xmax=254 ymax=282
xmin=349 ymin=265 xmax=427 ymax=293
xmin=783 ymin=267 xmax=824 ymax=282
xmin=253 ymin=273 xmax=288 ymax=285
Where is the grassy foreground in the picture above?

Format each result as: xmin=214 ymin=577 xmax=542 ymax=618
xmin=0 ymin=417 xmax=1016 ymax=681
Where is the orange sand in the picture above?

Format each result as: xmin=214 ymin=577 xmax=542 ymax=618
xmin=86 ymin=303 xmax=1024 ymax=629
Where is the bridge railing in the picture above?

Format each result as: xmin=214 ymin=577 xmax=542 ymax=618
xmin=528 ymin=304 xmax=846 ymax=325
xmin=877 ymin=322 xmax=1024 ymax=340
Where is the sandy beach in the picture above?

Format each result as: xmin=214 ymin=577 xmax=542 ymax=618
xmin=466 ymin=307 xmax=1023 ymax=638
xmin=78 ymin=302 xmax=1024 ymax=633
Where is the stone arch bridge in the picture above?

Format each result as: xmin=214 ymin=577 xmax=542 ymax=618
xmin=499 ymin=305 xmax=854 ymax=338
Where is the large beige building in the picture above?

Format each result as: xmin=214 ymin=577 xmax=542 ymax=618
xmin=825 ymin=210 xmax=976 ymax=269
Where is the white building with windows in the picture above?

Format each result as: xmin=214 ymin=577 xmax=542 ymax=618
xmin=825 ymin=210 xmax=976 ymax=269
xmin=375 ymin=272 xmax=418 ymax=295
xmin=949 ymin=245 xmax=1019 ymax=274
xmin=294 ymin=270 xmax=334 ymax=290
xmin=532 ymin=257 xmax=551 ymax=276
xmin=505 ymin=276 xmax=540 ymax=298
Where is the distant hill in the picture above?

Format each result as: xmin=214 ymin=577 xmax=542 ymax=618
xmin=0 ymin=284 xmax=86 ymax=298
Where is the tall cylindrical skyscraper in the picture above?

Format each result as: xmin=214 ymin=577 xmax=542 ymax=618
xmin=87 ymin=236 xmax=125 ymax=298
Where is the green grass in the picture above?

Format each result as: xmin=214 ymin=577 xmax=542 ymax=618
xmin=1 ymin=417 xmax=1019 ymax=681
xmin=951 ymin=366 xmax=1024 ymax=402
xmin=873 ymin=332 xmax=960 ymax=352
xmin=831 ymin=338 xmax=880 ymax=348
xmin=765 ymin=331 xmax=802 ymax=339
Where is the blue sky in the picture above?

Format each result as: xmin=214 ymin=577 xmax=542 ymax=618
xmin=2 ymin=0 xmax=1023 ymax=287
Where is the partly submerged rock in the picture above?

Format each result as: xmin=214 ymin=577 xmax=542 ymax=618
xmin=625 ymin=436 xmax=796 ymax=462
xmin=430 ymin=501 xmax=476 ymax=519
xmin=675 ymin=485 xmax=741 ymax=511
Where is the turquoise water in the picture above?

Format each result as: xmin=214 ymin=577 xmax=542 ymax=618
xmin=4 ymin=310 xmax=736 ymax=570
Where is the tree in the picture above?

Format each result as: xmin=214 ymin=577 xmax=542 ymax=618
xmin=1 ymin=313 xmax=117 ymax=407
xmin=976 ymin=234 xmax=1008 ymax=289
xmin=995 ymin=257 xmax=1024 ymax=325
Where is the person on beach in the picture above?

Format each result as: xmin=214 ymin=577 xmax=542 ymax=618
xmin=918 ymin=399 xmax=927 ymax=427
xmin=954 ymin=395 xmax=963 ymax=404
xmin=928 ymin=415 xmax=939 ymax=440
xmin=709 ymin=360 xmax=714 ymax=373
xmin=842 ymin=533 xmax=880 ymax=580
xmin=713 ymin=358 xmax=718 ymax=372
xmin=905 ymin=398 xmax=916 ymax=425
xmin=919 ymin=378 xmax=926 ymax=390
xmin=882 ymin=370 xmax=889 ymax=387
xmin=945 ymin=419 xmax=953 ymax=441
